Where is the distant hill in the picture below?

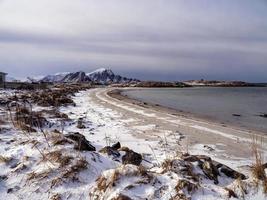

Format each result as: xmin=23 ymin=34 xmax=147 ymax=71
xmin=183 ymin=80 xmax=266 ymax=87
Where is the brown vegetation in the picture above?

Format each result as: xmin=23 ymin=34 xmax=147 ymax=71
xmin=251 ymin=134 xmax=267 ymax=193
xmin=0 ymin=155 xmax=11 ymax=164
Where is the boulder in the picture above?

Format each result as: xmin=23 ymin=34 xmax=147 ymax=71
xmin=65 ymin=132 xmax=95 ymax=151
xmin=122 ymin=150 xmax=142 ymax=166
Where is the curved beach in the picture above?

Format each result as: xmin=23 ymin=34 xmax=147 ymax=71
xmin=90 ymin=87 xmax=267 ymax=161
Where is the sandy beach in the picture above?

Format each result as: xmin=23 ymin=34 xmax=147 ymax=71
xmin=92 ymin=87 xmax=267 ymax=161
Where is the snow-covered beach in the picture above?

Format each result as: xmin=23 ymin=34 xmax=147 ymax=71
xmin=0 ymin=87 xmax=267 ymax=200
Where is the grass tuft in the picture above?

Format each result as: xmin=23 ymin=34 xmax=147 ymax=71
xmin=0 ymin=155 xmax=12 ymax=164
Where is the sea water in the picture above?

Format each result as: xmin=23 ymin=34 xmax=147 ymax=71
xmin=122 ymin=87 xmax=267 ymax=132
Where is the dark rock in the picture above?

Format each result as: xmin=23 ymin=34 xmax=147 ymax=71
xmin=119 ymin=146 xmax=130 ymax=152
xmin=111 ymin=194 xmax=132 ymax=200
xmin=204 ymin=145 xmax=215 ymax=151
xmin=182 ymin=155 xmax=199 ymax=162
xmin=122 ymin=150 xmax=142 ymax=166
xmin=77 ymin=118 xmax=86 ymax=129
xmin=219 ymin=165 xmax=246 ymax=180
xmin=212 ymin=160 xmax=223 ymax=169
xmin=7 ymin=188 xmax=13 ymax=193
xmin=225 ymin=188 xmax=238 ymax=198
xmin=7 ymin=186 xmax=20 ymax=194
xmin=232 ymin=114 xmax=241 ymax=117
xmin=65 ymin=132 xmax=95 ymax=151
xmin=259 ymin=113 xmax=267 ymax=118
xmin=111 ymin=142 xmax=121 ymax=150
xmin=183 ymin=154 xmax=211 ymax=162
xmin=0 ymin=175 xmax=7 ymax=180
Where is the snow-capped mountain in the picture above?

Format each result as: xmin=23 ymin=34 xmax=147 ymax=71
xmin=41 ymin=72 xmax=69 ymax=83
xmin=40 ymin=68 xmax=139 ymax=84
xmin=87 ymin=68 xmax=138 ymax=84
xmin=61 ymin=71 xmax=91 ymax=83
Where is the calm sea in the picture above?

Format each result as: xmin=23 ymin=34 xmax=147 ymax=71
xmin=122 ymin=87 xmax=267 ymax=132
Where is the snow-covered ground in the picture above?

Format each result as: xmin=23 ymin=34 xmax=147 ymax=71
xmin=0 ymin=88 xmax=266 ymax=200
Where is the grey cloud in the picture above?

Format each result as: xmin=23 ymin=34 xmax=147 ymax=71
xmin=0 ymin=0 xmax=267 ymax=82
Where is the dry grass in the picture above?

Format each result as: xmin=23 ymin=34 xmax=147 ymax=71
xmin=62 ymin=157 xmax=88 ymax=181
xmin=27 ymin=170 xmax=51 ymax=182
xmin=161 ymin=158 xmax=198 ymax=182
xmin=95 ymin=169 xmax=121 ymax=193
xmin=175 ymin=179 xmax=199 ymax=194
xmin=233 ymin=177 xmax=247 ymax=199
xmin=43 ymin=150 xmax=73 ymax=168
xmin=51 ymin=177 xmax=63 ymax=188
xmin=50 ymin=193 xmax=61 ymax=200
xmin=96 ymin=165 xmax=153 ymax=194
xmin=170 ymin=193 xmax=189 ymax=200
xmin=250 ymin=134 xmax=267 ymax=193
xmin=161 ymin=159 xmax=172 ymax=173
xmin=0 ymin=155 xmax=11 ymax=164
xmin=96 ymin=176 xmax=109 ymax=192
xmin=50 ymin=156 xmax=88 ymax=188
xmin=50 ymin=132 xmax=72 ymax=146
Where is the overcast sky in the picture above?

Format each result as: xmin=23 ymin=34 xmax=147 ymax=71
xmin=0 ymin=0 xmax=267 ymax=81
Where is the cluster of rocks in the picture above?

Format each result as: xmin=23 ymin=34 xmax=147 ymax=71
xmin=99 ymin=143 xmax=143 ymax=166
xmin=170 ymin=154 xmax=247 ymax=184
xmin=61 ymin=131 xmax=144 ymax=167
xmin=60 ymin=131 xmax=248 ymax=192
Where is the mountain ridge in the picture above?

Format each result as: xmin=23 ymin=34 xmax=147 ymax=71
xmin=40 ymin=68 xmax=140 ymax=85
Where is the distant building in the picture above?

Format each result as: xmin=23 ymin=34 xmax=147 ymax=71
xmin=0 ymin=72 xmax=7 ymax=88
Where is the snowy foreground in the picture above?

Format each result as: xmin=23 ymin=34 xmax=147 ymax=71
xmin=0 ymin=87 xmax=266 ymax=200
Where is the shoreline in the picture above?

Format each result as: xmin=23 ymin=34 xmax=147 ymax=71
xmin=1 ymin=87 xmax=267 ymax=199
xmin=108 ymin=87 xmax=267 ymax=135
xmin=90 ymin=87 xmax=267 ymax=159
